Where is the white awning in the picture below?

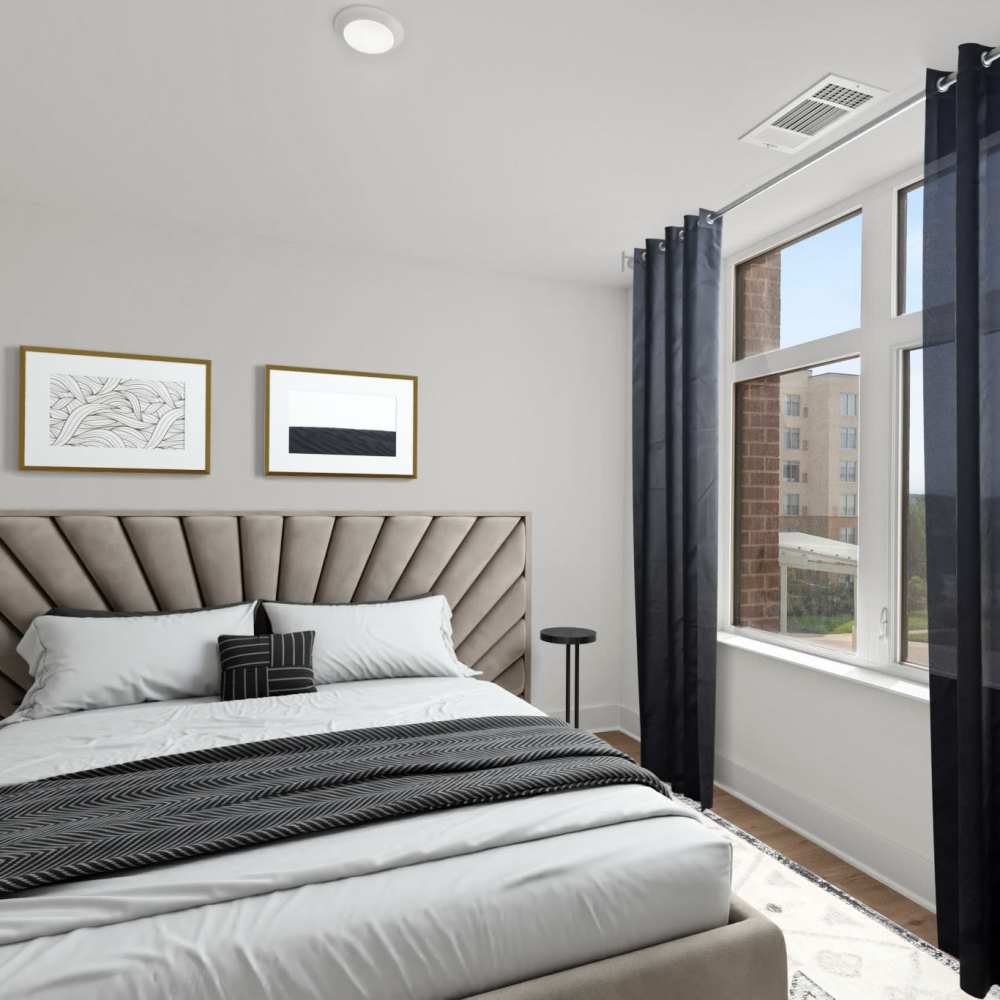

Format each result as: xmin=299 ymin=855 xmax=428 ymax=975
xmin=779 ymin=531 xmax=858 ymax=574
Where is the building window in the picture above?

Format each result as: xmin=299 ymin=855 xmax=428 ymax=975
xmin=901 ymin=348 xmax=927 ymax=666
xmin=733 ymin=359 xmax=860 ymax=653
xmin=784 ymin=427 xmax=800 ymax=449
xmin=735 ymin=212 xmax=862 ymax=360
xmin=839 ymin=392 xmax=858 ymax=417
xmin=840 ymin=494 xmax=857 ymax=517
xmin=897 ymin=182 xmax=924 ymax=316
xmin=785 ymin=394 xmax=801 ymax=416
xmin=840 ymin=426 xmax=857 ymax=450
xmin=839 ymin=526 xmax=857 ymax=544
xmin=839 ymin=460 xmax=857 ymax=482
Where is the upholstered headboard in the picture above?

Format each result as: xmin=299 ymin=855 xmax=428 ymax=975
xmin=0 ymin=511 xmax=530 ymax=718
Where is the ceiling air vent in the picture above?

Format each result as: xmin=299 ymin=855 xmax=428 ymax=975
xmin=741 ymin=75 xmax=888 ymax=154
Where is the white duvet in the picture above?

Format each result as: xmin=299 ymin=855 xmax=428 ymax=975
xmin=0 ymin=678 xmax=732 ymax=1000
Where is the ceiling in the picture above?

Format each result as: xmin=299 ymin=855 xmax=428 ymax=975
xmin=0 ymin=1 xmax=997 ymax=285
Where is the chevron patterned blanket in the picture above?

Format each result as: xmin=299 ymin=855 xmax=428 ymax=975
xmin=0 ymin=714 xmax=666 ymax=894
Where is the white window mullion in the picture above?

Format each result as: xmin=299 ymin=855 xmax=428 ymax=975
xmin=853 ymin=185 xmax=893 ymax=667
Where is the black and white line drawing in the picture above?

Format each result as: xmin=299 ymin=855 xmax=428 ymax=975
xmin=48 ymin=374 xmax=186 ymax=450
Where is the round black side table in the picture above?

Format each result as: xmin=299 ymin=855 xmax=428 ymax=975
xmin=540 ymin=627 xmax=596 ymax=729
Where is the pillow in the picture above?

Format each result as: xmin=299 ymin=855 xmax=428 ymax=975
xmin=11 ymin=602 xmax=257 ymax=723
xmin=218 ymin=631 xmax=317 ymax=701
xmin=50 ymin=602 xmax=273 ymax=636
xmin=263 ymin=594 xmax=476 ymax=684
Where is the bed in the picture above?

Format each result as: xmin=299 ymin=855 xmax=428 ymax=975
xmin=0 ymin=511 xmax=787 ymax=1000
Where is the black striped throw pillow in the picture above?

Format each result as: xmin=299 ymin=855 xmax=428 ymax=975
xmin=218 ymin=631 xmax=317 ymax=701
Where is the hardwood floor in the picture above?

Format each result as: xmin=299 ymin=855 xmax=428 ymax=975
xmin=595 ymin=730 xmax=939 ymax=948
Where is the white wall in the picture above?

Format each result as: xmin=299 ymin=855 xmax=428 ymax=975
xmin=0 ymin=201 xmax=630 ymax=723
xmin=716 ymin=641 xmax=934 ymax=908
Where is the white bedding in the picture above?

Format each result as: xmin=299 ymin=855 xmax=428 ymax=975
xmin=0 ymin=678 xmax=732 ymax=1000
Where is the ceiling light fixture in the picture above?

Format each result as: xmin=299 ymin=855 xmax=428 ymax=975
xmin=333 ymin=5 xmax=404 ymax=55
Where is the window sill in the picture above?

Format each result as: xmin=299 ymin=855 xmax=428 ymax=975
xmin=716 ymin=630 xmax=930 ymax=704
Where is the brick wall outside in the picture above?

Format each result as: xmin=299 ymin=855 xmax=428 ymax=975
xmin=736 ymin=251 xmax=782 ymax=359
xmin=734 ymin=252 xmax=781 ymax=631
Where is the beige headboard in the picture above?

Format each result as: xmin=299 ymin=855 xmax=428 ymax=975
xmin=0 ymin=511 xmax=530 ymax=718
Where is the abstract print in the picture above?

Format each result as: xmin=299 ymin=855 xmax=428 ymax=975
xmin=49 ymin=374 xmax=186 ymax=450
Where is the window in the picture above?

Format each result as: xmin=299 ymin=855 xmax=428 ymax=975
xmin=897 ymin=182 xmax=923 ymax=315
xmin=726 ymin=173 xmax=928 ymax=677
xmin=734 ymin=212 xmax=862 ymax=360
xmin=733 ymin=360 xmax=860 ymax=653
xmin=784 ymin=427 xmax=800 ymax=449
xmin=901 ymin=348 xmax=927 ymax=666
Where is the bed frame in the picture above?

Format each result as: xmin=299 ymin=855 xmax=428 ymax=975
xmin=0 ymin=509 xmax=786 ymax=1000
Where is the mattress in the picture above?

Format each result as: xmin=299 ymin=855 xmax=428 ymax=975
xmin=0 ymin=678 xmax=732 ymax=1000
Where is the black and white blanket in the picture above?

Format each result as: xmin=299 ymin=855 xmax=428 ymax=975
xmin=0 ymin=715 xmax=665 ymax=894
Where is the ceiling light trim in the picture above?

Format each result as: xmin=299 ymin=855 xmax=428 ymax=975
xmin=333 ymin=5 xmax=404 ymax=55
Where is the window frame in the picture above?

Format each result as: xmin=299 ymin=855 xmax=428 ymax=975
xmin=896 ymin=180 xmax=924 ymax=317
xmin=719 ymin=166 xmax=926 ymax=683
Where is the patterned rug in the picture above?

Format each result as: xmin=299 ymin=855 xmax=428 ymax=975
xmin=692 ymin=804 xmax=1000 ymax=1000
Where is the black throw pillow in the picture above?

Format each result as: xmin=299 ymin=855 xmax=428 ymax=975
xmin=218 ymin=631 xmax=316 ymax=701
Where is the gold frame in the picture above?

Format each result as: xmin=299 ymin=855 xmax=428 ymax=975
xmin=19 ymin=346 xmax=212 ymax=475
xmin=264 ymin=364 xmax=418 ymax=479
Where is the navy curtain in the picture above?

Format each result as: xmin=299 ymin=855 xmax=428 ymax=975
xmin=924 ymin=43 xmax=1000 ymax=998
xmin=632 ymin=210 xmax=722 ymax=808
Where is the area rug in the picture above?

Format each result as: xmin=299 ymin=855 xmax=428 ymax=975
xmin=692 ymin=803 xmax=1000 ymax=1000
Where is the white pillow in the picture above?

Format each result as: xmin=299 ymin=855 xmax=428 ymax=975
xmin=263 ymin=595 xmax=476 ymax=684
xmin=10 ymin=603 xmax=257 ymax=724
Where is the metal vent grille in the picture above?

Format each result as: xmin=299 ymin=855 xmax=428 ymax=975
xmin=772 ymin=99 xmax=849 ymax=136
xmin=813 ymin=83 xmax=874 ymax=109
xmin=740 ymin=74 xmax=887 ymax=154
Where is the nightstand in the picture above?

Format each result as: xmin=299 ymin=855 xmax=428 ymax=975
xmin=540 ymin=627 xmax=596 ymax=728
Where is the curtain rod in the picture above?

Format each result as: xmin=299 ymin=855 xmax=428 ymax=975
xmin=621 ymin=44 xmax=999 ymax=273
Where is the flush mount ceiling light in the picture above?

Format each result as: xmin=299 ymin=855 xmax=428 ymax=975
xmin=333 ymin=5 xmax=404 ymax=55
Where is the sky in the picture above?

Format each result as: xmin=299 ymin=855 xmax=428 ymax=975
xmin=779 ymin=212 xmax=862 ymax=353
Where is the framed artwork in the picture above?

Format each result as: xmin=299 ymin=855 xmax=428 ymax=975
xmin=265 ymin=365 xmax=417 ymax=478
xmin=19 ymin=346 xmax=211 ymax=474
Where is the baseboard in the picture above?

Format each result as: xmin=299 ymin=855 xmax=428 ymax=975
xmin=540 ymin=702 xmax=623 ymax=733
xmin=715 ymin=754 xmax=936 ymax=912
xmin=618 ymin=706 xmax=640 ymax=742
